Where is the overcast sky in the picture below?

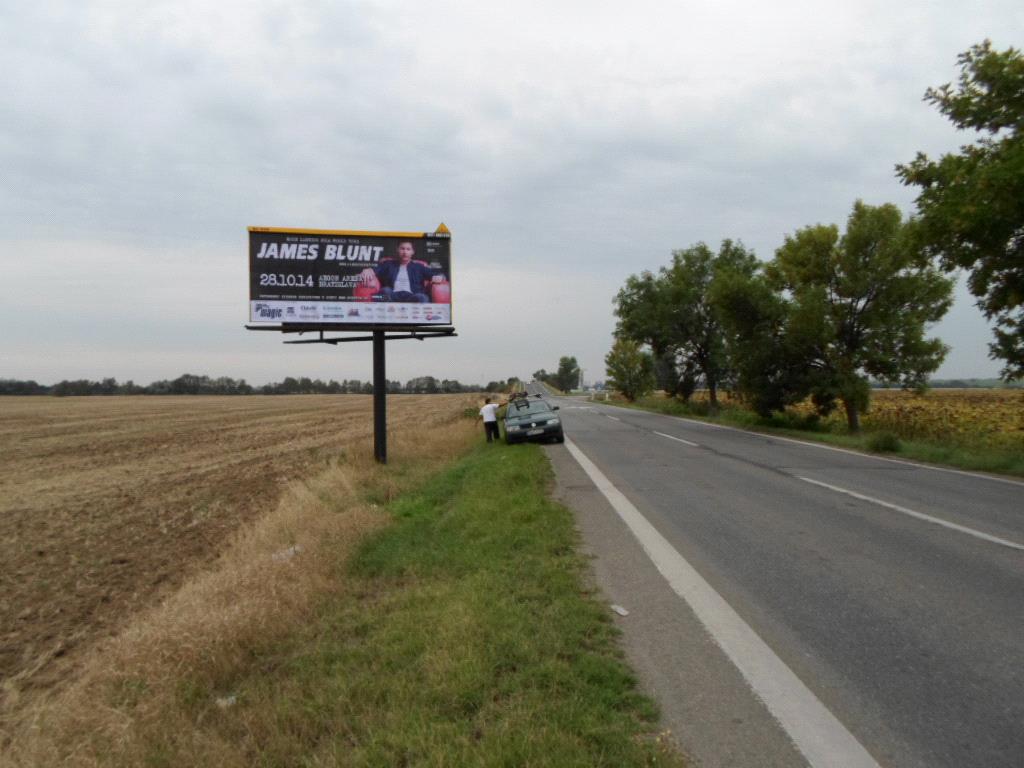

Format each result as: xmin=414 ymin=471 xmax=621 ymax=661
xmin=2 ymin=1 xmax=1020 ymax=386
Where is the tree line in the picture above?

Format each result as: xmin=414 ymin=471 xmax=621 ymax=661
xmin=606 ymin=41 xmax=1023 ymax=431
xmin=0 ymin=374 xmax=517 ymax=397
xmin=533 ymin=357 xmax=582 ymax=392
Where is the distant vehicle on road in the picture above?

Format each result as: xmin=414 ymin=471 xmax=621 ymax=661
xmin=504 ymin=394 xmax=564 ymax=444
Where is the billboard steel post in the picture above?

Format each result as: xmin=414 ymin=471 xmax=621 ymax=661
xmin=373 ymin=330 xmax=387 ymax=464
xmin=247 ymin=223 xmax=455 ymax=467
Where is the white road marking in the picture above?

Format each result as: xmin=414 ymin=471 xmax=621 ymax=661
xmin=563 ymin=437 xmax=881 ymax=768
xmin=797 ymin=476 xmax=1024 ymax=551
xmin=675 ymin=414 xmax=1024 ymax=488
xmin=606 ymin=414 xmax=621 ymax=421
xmin=654 ymin=431 xmax=699 ymax=447
xmin=586 ymin=401 xmax=1024 ymax=488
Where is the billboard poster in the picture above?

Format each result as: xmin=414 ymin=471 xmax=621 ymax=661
xmin=248 ymin=226 xmax=452 ymax=326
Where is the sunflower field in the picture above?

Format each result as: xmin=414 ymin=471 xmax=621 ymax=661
xmin=790 ymin=388 xmax=1024 ymax=449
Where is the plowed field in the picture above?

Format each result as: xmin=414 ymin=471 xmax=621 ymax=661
xmin=0 ymin=395 xmax=470 ymax=707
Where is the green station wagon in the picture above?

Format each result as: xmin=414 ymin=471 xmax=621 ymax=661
xmin=504 ymin=396 xmax=564 ymax=444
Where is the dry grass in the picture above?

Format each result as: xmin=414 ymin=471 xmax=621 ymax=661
xmin=0 ymin=394 xmax=482 ymax=764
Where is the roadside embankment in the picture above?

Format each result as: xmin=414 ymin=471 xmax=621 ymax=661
xmin=6 ymin=416 xmax=681 ymax=766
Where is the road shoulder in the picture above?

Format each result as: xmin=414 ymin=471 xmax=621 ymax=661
xmin=544 ymin=442 xmax=809 ymax=768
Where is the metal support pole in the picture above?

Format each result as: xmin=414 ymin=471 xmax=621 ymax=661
xmin=372 ymin=330 xmax=387 ymax=464
xmin=249 ymin=324 xmax=455 ymax=465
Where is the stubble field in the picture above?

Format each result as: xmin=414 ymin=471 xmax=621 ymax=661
xmin=0 ymin=394 xmax=471 ymax=712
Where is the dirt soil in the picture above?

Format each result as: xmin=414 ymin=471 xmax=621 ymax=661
xmin=0 ymin=395 xmax=468 ymax=710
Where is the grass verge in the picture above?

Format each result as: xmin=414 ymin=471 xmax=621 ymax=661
xmin=174 ymin=443 xmax=680 ymax=766
xmin=612 ymin=395 xmax=1024 ymax=478
xmin=8 ymin=423 xmax=681 ymax=766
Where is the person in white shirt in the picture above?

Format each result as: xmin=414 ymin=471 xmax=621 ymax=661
xmin=478 ymin=398 xmax=502 ymax=443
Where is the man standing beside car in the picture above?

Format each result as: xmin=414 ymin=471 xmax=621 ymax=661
xmin=478 ymin=398 xmax=501 ymax=443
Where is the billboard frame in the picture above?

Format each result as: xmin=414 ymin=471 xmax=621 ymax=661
xmin=245 ymin=224 xmax=457 ymax=465
xmin=247 ymin=224 xmax=453 ymax=329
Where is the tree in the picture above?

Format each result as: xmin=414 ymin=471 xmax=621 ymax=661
xmin=712 ymin=268 xmax=838 ymax=418
xmin=614 ymin=240 xmax=757 ymax=407
xmin=721 ymin=201 xmax=953 ymax=431
xmin=605 ymin=339 xmax=655 ymax=401
xmin=553 ymin=356 xmax=580 ymax=392
xmin=897 ymin=41 xmax=1024 ymax=378
xmin=651 ymin=350 xmax=678 ymax=394
xmin=0 ymin=379 xmax=48 ymax=395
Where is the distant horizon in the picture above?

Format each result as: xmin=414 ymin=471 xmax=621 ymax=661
xmin=2 ymin=373 xmax=1019 ymax=390
xmin=2 ymin=3 xmax=1017 ymax=385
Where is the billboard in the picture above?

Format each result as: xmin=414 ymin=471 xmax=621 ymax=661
xmin=248 ymin=226 xmax=452 ymax=326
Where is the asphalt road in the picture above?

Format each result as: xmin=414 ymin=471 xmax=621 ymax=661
xmin=530 ymin=386 xmax=1024 ymax=768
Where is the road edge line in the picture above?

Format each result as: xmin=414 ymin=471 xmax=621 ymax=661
xmin=563 ymin=437 xmax=881 ymax=768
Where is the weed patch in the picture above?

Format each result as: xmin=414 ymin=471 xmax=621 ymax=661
xmin=867 ymin=431 xmax=902 ymax=453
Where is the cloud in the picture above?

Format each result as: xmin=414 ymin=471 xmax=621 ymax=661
xmin=1 ymin=0 xmax=1019 ymax=383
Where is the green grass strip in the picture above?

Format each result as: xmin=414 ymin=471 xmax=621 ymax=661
xmin=199 ymin=444 xmax=683 ymax=767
